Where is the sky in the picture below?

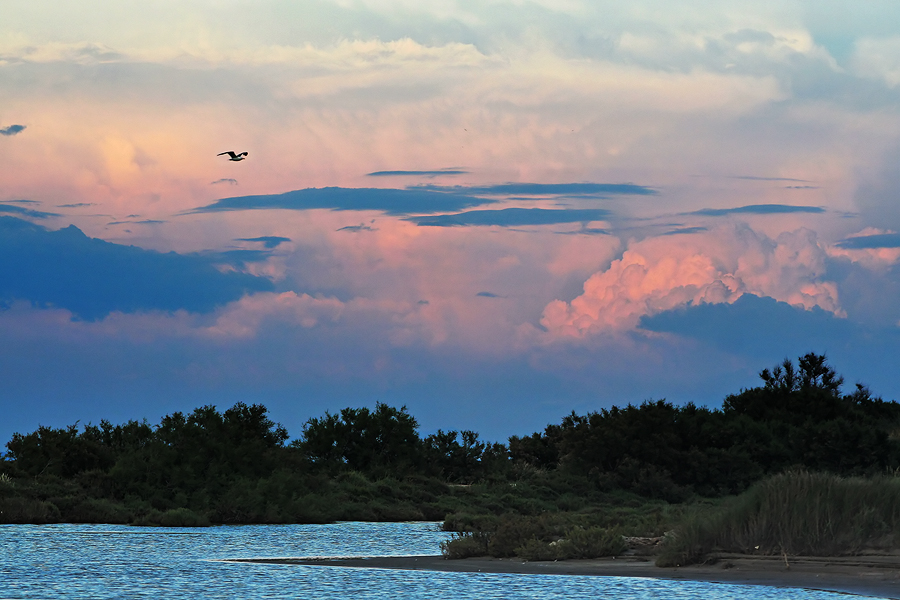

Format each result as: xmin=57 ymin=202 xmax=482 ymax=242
xmin=3 ymin=0 xmax=900 ymax=443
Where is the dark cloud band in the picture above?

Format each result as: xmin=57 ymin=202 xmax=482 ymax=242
xmin=0 ymin=203 xmax=59 ymax=219
xmin=192 ymin=187 xmax=495 ymax=216
xmin=689 ymin=204 xmax=825 ymax=217
xmin=367 ymin=170 xmax=468 ymax=177
xmin=0 ymin=217 xmax=273 ymax=320
xmin=414 ymin=183 xmax=656 ymax=196
xmin=236 ymin=236 xmax=292 ymax=249
xmin=407 ymin=207 xmax=611 ymax=227
xmin=834 ymin=233 xmax=900 ymax=249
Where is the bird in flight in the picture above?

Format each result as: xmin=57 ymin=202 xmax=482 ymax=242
xmin=218 ymin=151 xmax=248 ymax=161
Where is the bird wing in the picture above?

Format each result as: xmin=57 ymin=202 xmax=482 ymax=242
xmin=218 ymin=151 xmax=237 ymax=158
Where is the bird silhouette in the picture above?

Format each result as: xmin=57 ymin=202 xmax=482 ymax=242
xmin=218 ymin=151 xmax=248 ymax=161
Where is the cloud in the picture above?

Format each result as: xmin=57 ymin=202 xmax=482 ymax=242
xmin=834 ymin=232 xmax=900 ymax=249
xmin=236 ymin=236 xmax=291 ymax=249
xmin=367 ymin=170 xmax=468 ymax=177
xmin=731 ymin=176 xmax=812 ymax=182
xmin=200 ymin=249 xmax=273 ymax=265
xmin=0 ymin=216 xmax=273 ymax=320
xmin=407 ymin=208 xmax=611 ymax=227
xmin=106 ymin=219 xmax=166 ymax=226
xmin=638 ymin=293 xmax=900 ymax=400
xmin=555 ymin=227 xmax=611 ymax=236
xmin=211 ymin=178 xmax=238 ymax=185
xmin=415 ymin=183 xmax=657 ymax=196
xmin=192 ymin=187 xmax=495 ymax=216
xmin=0 ymin=204 xmax=60 ymax=219
xmin=688 ymin=204 xmax=825 ymax=217
xmin=57 ymin=203 xmax=96 ymax=208
xmin=337 ymin=224 xmax=375 ymax=233
xmin=0 ymin=125 xmax=25 ymax=136
xmin=827 ymin=229 xmax=900 ymax=270
xmin=541 ymin=225 xmax=842 ymax=336
xmin=660 ymin=226 xmax=708 ymax=236
xmin=476 ymin=291 xmax=502 ymax=298
xmin=640 ymin=293 xmax=852 ymax=353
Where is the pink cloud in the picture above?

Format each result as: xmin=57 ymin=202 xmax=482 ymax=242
xmin=541 ymin=224 xmax=843 ymax=337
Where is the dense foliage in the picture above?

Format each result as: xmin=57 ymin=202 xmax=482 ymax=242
xmin=1 ymin=353 xmax=899 ymax=536
xmin=510 ymin=353 xmax=900 ymax=500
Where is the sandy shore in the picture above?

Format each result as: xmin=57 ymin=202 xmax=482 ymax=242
xmin=229 ymin=554 xmax=900 ymax=599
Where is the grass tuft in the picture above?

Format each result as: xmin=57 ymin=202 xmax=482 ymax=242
xmin=657 ymin=470 xmax=900 ymax=566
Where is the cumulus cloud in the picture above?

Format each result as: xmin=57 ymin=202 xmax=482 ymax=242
xmin=541 ymin=224 xmax=842 ymax=336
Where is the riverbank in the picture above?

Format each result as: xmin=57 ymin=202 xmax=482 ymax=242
xmin=230 ymin=554 xmax=900 ymax=599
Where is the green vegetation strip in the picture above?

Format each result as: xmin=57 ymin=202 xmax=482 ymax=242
xmin=1 ymin=353 xmax=899 ymax=566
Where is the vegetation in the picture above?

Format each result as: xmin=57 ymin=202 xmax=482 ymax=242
xmin=657 ymin=470 xmax=900 ymax=566
xmin=1 ymin=353 xmax=899 ymax=565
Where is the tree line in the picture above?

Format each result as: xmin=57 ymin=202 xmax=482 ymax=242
xmin=1 ymin=353 xmax=899 ymax=524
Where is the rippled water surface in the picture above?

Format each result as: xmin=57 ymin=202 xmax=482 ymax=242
xmin=0 ymin=523 xmax=886 ymax=599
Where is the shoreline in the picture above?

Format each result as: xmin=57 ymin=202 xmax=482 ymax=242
xmin=229 ymin=554 xmax=900 ymax=599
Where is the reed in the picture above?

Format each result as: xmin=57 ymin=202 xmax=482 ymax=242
xmin=657 ymin=470 xmax=900 ymax=566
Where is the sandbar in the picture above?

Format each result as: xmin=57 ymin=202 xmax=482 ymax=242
xmin=228 ymin=554 xmax=900 ymax=599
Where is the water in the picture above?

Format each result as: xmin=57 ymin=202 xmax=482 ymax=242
xmin=0 ymin=522 xmax=886 ymax=599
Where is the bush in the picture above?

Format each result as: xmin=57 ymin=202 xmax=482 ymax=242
xmin=0 ymin=497 xmax=61 ymax=524
xmin=134 ymin=507 xmax=211 ymax=527
xmin=515 ymin=538 xmax=563 ymax=561
xmin=557 ymin=526 xmax=626 ymax=558
xmin=66 ymin=498 xmax=131 ymax=524
xmin=441 ymin=532 xmax=490 ymax=559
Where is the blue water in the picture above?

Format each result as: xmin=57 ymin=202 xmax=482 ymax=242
xmin=0 ymin=522 xmax=886 ymax=599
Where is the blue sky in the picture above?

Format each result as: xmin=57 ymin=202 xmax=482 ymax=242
xmin=2 ymin=1 xmax=900 ymax=443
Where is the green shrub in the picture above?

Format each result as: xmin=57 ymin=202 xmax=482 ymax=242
xmin=556 ymin=526 xmax=626 ymax=558
xmin=0 ymin=497 xmax=61 ymax=523
xmin=134 ymin=507 xmax=211 ymax=527
xmin=515 ymin=537 xmax=563 ymax=561
xmin=66 ymin=498 xmax=131 ymax=524
xmin=440 ymin=532 xmax=490 ymax=559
